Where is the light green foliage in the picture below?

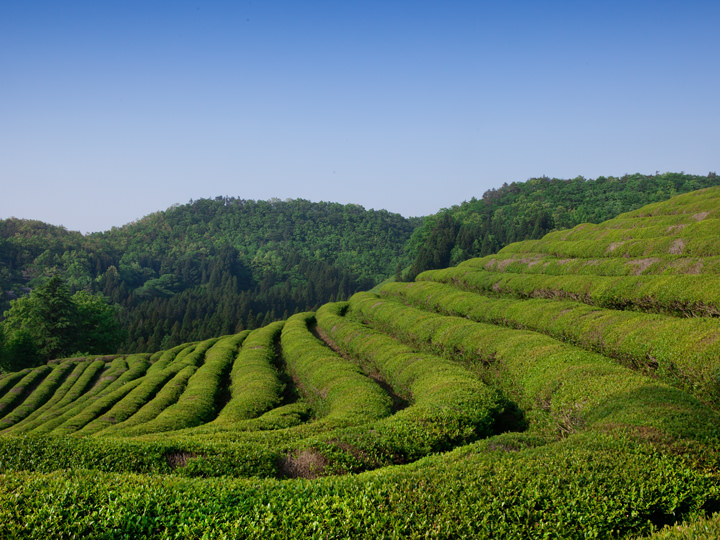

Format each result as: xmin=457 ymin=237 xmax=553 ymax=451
xmin=25 ymin=355 xmax=146 ymax=435
xmin=6 ymin=360 xmax=97 ymax=434
xmin=212 ymin=323 xmax=285 ymax=425
xmin=281 ymin=312 xmax=392 ymax=424
xmin=0 ymin=366 xmax=51 ymax=418
xmin=0 ymin=368 xmax=31 ymax=400
xmin=0 ymin=362 xmax=75 ymax=429
xmin=381 ymin=280 xmax=720 ymax=405
xmin=111 ymin=365 xmax=199 ymax=436
xmin=111 ymin=338 xmax=223 ymax=435
xmin=423 ymin=266 xmax=720 ymax=317
xmin=347 ymin=291 xmax=720 ymax=443
xmin=315 ymin=301 xmax=507 ymax=459
xmin=0 ymin=432 xmax=718 ymax=539
xmin=78 ymin=344 xmax=196 ymax=436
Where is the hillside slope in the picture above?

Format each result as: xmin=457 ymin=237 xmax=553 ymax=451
xmin=2 ymin=188 xmax=720 ymax=538
xmin=406 ymin=171 xmax=720 ymax=278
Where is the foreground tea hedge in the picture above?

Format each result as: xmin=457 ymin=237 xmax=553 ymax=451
xmin=1 ymin=432 xmax=718 ymax=539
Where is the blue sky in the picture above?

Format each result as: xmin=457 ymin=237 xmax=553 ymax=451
xmin=1 ymin=1 xmax=718 ymax=233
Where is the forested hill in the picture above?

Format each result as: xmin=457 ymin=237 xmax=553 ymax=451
xmin=405 ymin=171 xmax=720 ymax=278
xmin=1 ymin=199 xmax=419 ymax=353
xmin=2 ymin=172 xmax=718 ymax=356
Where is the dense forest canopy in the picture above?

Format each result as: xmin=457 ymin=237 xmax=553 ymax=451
xmin=1 ymin=172 xmax=718 ymax=361
xmin=1 ymin=198 xmax=418 ymax=356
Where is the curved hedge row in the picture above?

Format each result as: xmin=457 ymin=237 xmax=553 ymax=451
xmin=498 ymin=234 xmax=720 ymax=259
xmin=5 ymin=361 xmax=96 ymax=434
xmin=28 ymin=355 xmax=149 ymax=436
xmin=421 ymin=266 xmax=720 ymax=317
xmin=465 ymin=253 xmax=720 ymax=277
xmin=21 ymin=358 xmax=113 ymax=435
xmin=212 ymin=323 xmax=286 ymax=426
xmin=381 ymin=280 xmax=720 ymax=406
xmin=0 ymin=366 xmax=51 ymax=420
xmin=0 ymin=362 xmax=77 ymax=430
xmin=103 ymin=339 xmax=220 ymax=436
xmin=313 ymin=301 xmax=508 ymax=461
xmin=0 ymin=368 xmax=31 ymax=398
xmin=348 ymin=291 xmax=720 ymax=444
xmin=110 ymin=338 xmax=236 ymax=435
xmin=280 ymin=312 xmax=391 ymax=425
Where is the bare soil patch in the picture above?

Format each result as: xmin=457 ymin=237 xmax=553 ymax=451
xmin=165 ymin=451 xmax=198 ymax=470
xmin=669 ymin=239 xmax=686 ymax=255
xmin=665 ymin=224 xmax=687 ymax=234
xmin=278 ymin=449 xmax=328 ymax=479
xmin=628 ymin=258 xmax=661 ymax=275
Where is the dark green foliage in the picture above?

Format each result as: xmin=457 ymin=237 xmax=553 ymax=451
xmin=0 ymin=276 xmax=121 ymax=371
xmin=1 ymin=199 xmax=419 ymax=353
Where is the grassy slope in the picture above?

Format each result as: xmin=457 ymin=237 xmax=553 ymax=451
xmin=2 ymin=188 xmax=720 ymax=538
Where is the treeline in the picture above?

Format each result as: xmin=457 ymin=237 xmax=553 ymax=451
xmin=1 ymin=199 xmax=418 ymax=355
xmin=405 ymin=172 xmax=720 ymax=278
xmin=111 ymin=245 xmax=374 ymax=352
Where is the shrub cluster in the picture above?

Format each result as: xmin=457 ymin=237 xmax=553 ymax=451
xmin=0 ymin=432 xmax=718 ymax=539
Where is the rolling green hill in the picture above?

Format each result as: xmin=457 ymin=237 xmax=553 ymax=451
xmin=406 ymin=171 xmax=720 ymax=278
xmin=2 ymin=188 xmax=720 ymax=538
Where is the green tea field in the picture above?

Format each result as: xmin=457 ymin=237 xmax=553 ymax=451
xmin=2 ymin=188 xmax=720 ymax=538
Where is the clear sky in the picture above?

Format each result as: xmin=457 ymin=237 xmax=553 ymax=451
xmin=1 ymin=0 xmax=718 ymax=233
